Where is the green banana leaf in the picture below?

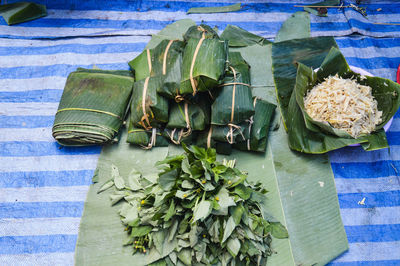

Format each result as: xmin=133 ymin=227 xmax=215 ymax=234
xmin=234 ymin=98 xmax=276 ymax=153
xmin=211 ymin=52 xmax=254 ymax=125
xmin=274 ymin=12 xmax=310 ymax=43
xmin=0 ymin=2 xmax=46 ymax=25
xmin=187 ymin=3 xmax=241 ymax=14
xmin=126 ymin=121 xmax=168 ymax=148
xmin=272 ymin=36 xmax=338 ymax=130
xmin=130 ymin=76 xmax=169 ymax=129
xmin=304 ymin=0 xmax=340 ymax=17
xmin=288 ymin=47 xmax=400 ymax=153
xmin=180 ymin=35 xmax=227 ymax=95
xmin=52 ymin=68 xmax=134 ymax=146
xmin=220 ymin=25 xmax=271 ymax=47
xmin=211 ymin=122 xmax=250 ymax=144
xmin=163 ymin=128 xmax=196 ymax=145
xmin=128 ymin=39 xmax=184 ymax=86
xmin=76 ymin=17 xmax=348 ymax=266
xmin=195 ymin=127 xmax=233 ymax=155
xmin=166 ymin=99 xmax=210 ymax=131
xmin=183 ymin=24 xmax=219 ymax=41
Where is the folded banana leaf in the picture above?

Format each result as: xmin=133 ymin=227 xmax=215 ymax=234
xmin=126 ymin=122 xmax=168 ymax=149
xmin=211 ymin=122 xmax=250 ymax=144
xmin=195 ymin=127 xmax=233 ymax=155
xmin=288 ymin=47 xmax=400 ymax=153
xmin=220 ymin=24 xmax=271 ymax=47
xmin=166 ymin=95 xmax=211 ymax=132
xmin=234 ymin=98 xmax=276 ymax=152
xmin=52 ymin=68 xmax=134 ymax=146
xmin=0 ymin=1 xmax=47 ymax=25
xmin=128 ymin=39 xmax=184 ymax=90
xmin=163 ymin=128 xmax=196 ymax=145
xmin=130 ymin=76 xmax=169 ymax=129
xmin=180 ymin=27 xmax=227 ymax=95
xmin=211 ymin=51 xmax=254 ymax=125
xmin=183 ymin=24 xmax=219 ymax=41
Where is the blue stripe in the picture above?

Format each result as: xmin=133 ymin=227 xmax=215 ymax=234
xmin=338 ymin=190 xmax=400 ymax=209
xmin=0 ymin=170 xmax=93 ymax=188
xmin=0 ymin=235 xmax=77 ymax=254
xmin=0 ymin=63 xmax=129 ymax=79
xmin=386 ymin=132 xmax=400 ymax=145
xmin=345 ymin=57 xmax=400 ymax=69
xmin=345 ymin=224 xmax=400 ymax=243
xmin=336 ymin=37 xmax=400 ymax=49
xmin=0 ymin=43 xmax=146 ymax=56
xmin=0 ymin=90 xmax=62 ymax=103
xmin=329 ymin=260 xmax=400 ymax=266
xmin=0 ymin=116 xmax=53 ymax=128
xmin=0 ymin=202 xmax=84 ymax=218
xmin=0 ymin=142 xmax=101 ymax=157
xmin=331 ymin=161 xmax=400 ymax=179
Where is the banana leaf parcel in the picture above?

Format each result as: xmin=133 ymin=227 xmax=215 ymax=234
xmin=211 ymin=122 xmax=250 ymax=144
xmin=234 ymin=98 xmax=276 ymax=153
xmin=211 ymin=51 xmax=254 ymax=125
xmin=183 ymin=24 xmax=219 ymax=41
xmin=52 ymin=68 xmax=134 ymax=146
xmin=288 ymin=47 xmax=400 ymax=153
xmin=130 ymin=76 xmax=169 ymax=129
xmin=195 ymin=126 xmax=233 ymax=155
xmin=126 ymin=120 xmax=168 ymax=149
xmin=180 ymin=26 xmax=227 ymax=95
xmin=166 ymin=97 xmax=211 ymax=134
xmin=129 ymin=39 xmax=185 ymax=101
xmin=163 ymin=128 xmax=196 ymax=145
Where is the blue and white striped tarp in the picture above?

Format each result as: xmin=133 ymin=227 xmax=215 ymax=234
xmin=0 ymin=0 xmax=399 ymax=265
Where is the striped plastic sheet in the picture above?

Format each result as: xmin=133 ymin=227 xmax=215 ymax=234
xmin=0 ymin=1 xmax=400 ymax=265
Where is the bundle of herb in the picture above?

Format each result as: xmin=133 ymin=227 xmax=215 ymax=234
xmin=98 ymin=144 xmax=288 ymax=265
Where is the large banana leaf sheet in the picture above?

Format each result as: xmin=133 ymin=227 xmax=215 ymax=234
xmin=52 ymin=68 xmax=134 ymax=146
xmin=76 ymin=16 xmax=348 ymax=266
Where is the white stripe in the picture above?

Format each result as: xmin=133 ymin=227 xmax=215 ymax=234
xmin=0 ymin=102 xmax=58 ymax=116
xmin=0 ymin=77 xmax=67 ymax=92
xmin=0 ymin=35 xmax=149 ymax=47
xmin=0 ymin=155 xmax=98 ymax=172
xmin=0 ymin=26 xmax=158 ymax=37
xmin=0 ymin=128 xmax=53 ymax=142
xmin=0 ymin=52 xmax=139 ymax=68
xmin=340 ymin=206 xmax=400 ymax=226
xmin=341 ymin=46 xmax=400 ymax=59
xmin=0 ymin=253 xmax=74 ymax=266
xmin=329 ymin=145 xmax=400 ymax=163
xmin=335 ymin=176 xmax=400 ymax=194
xmin=0 ymin=186 xmax=88 ymax=203
xmin=335 ymin=241 xmax=400 ymax=262
xmin=0 ymin=217 xmax=81 ymax=236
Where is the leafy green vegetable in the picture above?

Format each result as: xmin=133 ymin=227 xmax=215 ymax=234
xmin=187 ymin=3 xmax=241 ymax=14
xmin=98 ymin=145 xmax=287 ymax=265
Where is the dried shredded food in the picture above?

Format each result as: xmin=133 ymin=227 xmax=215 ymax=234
xmin=304 ymin=74 xmax=382 ymax=138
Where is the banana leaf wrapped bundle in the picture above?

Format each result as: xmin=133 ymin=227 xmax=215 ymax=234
xmin=180 ymin=26 xmax=227 ymax=95
xmin=234 ymin=98 xmax=276 ymax=152
xmin=287 ymin=47 xmax=400 ymax=153
xmin=166 ymin=93 xmax=211 ymax=134
xmin=183 ymin=24 xmax=219 ymax=40
xmin=52 ymin=68 xmax=134 ymax=146
xmin=195 ymin=126 xmax=233 ymax=155
xmin=211 ymin=122 xmax=250 ymax=144
xmin=129 ymin=40 xmax=185 ymax=101
xmin=211 ymin=51 xmax=254 ymax=125
xmin=130 ymin=76 xmax=169 ymax=129
xmin=126 ymin=122 xmax=168 ymax=149
xmin=163 ymin=128 xmax=196 ymax=145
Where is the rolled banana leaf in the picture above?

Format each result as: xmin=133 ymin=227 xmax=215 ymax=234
xmin=162 ymin=128 xmax=196 ymax=145
xmin=220 ymin=24 xmax=271 ymax=47
xmin=180 ymin=37 xmax=227 ymax=95
xmin=130 ymin=76 xmax=169 ymax=129
xmin=289 ymin=47 xmax=400 ymax=153
xmin=234 ymin=98 xmax=276 ymax=152
xmin=166 ymin=96 xmax=211 ymax=132
xmin=211 ymin=51 xmax=254 ymax=125
xmin=183 ymin=24 xmax=219 ymax=41
xmin=52 ymin=68 xmax=134 ymax=146
xmin=195 ymin=127 xmax=233 ymax=155
xmin=0 ymin=2 xmax=47 ymax=25
xmin=126 ymin=122 xmax=168 ymax=148
xmin=128 ymin=39 xmax=184 ymax=88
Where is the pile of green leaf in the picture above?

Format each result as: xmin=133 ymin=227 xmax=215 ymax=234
xmin=98 ymin=144 xmax=288 ymax=265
